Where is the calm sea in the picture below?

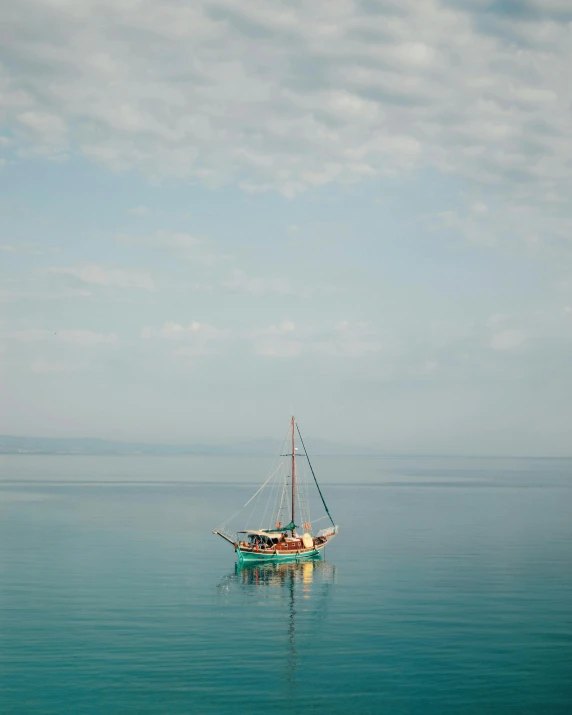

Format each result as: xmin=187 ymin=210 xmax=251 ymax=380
xmin=1 ymin=455 xmax=571 ymax=714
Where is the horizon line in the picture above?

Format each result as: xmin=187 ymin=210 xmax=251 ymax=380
xmin=0 ymin=433 xmax=570 ymax=461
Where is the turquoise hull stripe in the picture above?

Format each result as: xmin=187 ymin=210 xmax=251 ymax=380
xmin=237 ymin=546 xmax=323 ymax=563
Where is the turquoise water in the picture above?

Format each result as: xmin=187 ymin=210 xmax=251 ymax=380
xmin=1 ymin=455 xmax=571 ymax=714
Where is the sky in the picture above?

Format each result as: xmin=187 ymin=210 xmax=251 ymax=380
xmin=1 ymin=0 xmax=572 ymax=455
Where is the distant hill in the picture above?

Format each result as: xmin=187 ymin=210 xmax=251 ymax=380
xmin=0 ymin=434 xmax=379 ymax=456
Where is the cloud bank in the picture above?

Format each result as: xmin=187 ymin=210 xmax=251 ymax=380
xmin=1 ymin=0 xmax=570 ymax=215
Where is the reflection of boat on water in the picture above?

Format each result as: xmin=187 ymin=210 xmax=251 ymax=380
xmin=216 ymin=559 xmax=337 ymax=690
xmin=213 ymin=417 xmax=338 ymax=563
xmin=234 ymin=558 xmax=337 ymax=589
xmin=217 ymin=559 xmax=337 ymax=598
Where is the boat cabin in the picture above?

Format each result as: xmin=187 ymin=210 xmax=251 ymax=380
xmin=238 ymin=530 xmax=288 ymax=550
xmin=236 ymin=529 xmax=320 ymax=553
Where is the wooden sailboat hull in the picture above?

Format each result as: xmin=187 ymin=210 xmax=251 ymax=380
xmin=236 ymin=543 xmax=326 ymax=563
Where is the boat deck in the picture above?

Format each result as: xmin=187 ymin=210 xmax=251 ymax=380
xmin=237 ymin=535 xmax=327 ymax=555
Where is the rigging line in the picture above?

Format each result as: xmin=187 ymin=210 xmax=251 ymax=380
xmin=245 ymin=487 xmax=262 ymax=531
xmin=266 ymin=460 xmax=281 ymax=527
xmin=296 ymin=458 xmax=310 ymax=529
xmin=217 ymin=462 xmax=283 ymax=530
xmin=301 ymin=458 xmax=312 ymax=527
xmin=248 ymin=426 xmax=288 ymax=527
xmin=296 ymin=422 xmax=336 ymax=528
xmin=245 ymin=463 xmax=271 ymax=528
xmin=243 ymin=462 xmax=283 ymax=510
xmin=302 ymin=469 xmax=312 ymax=524
xmin=259 ymin=458 xmax=280 ymax=529
xmin=246 ymin=474 xmax=270 ymax=530
xmin=263 ymin=426 xmax=290 ymax=528
xmin=272 ymin=461 xmax=285 ymax=524
xmin=276 ymin=462 xmax=288 ymax=524
xmin=296 ymin=472 xmax=303 ymax=529
xmin=270 ymin=425 xmax=290 ymax=525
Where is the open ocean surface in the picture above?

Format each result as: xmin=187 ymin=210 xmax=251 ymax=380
xmin=1 ymin=454 xmax=571 ymax=714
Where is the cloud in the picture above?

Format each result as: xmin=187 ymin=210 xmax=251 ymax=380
xmin=221 ymin=269 xmax=292 ymax=295
xmin=127 ymin=205 xmax=150 ymax=216
xmin=0 ymin=244 xmax=59 ymax=255
xmin=250 ymin=319 xmax=382 ymax=358
xmin=158 ymin=321 xmax=225 ymax=340
xmin=413 ymin=360 xmax=439 ymax=377
xmin=6 ymin=329 xmax=119 ymax=347
xmin=145 ymin=231 xmax=201 ymax=253
xmin=428 ymin=196 xmax=572 ymax=252
xmin=251 ymin=319 xmax=302 ymax=357
xmin=490 ymin=329 xmax=526 ymax=351
xmin=29 ymin=359 xmax=80 ymax=374
xmin=488 ymin=313 xmax=510 ymax=325
xmin=0 ymin=277 xmax=93 ymax=303
xmin=18 ymin=111 xmax=66 ymax=143
xmin=116 ymin=231 xmax=224 ymax=263
xmin=313 ymin=321 xmax=383 ymax=358
xmin=51 ymin=263 xmax=154 ymax=290
xmin=261 ymin=320 xmax=296 ymax=335
xmin=141 ymin=320 xmax=229 ymax=356
xmin=0 ymin=0 xmax=571 ymax=225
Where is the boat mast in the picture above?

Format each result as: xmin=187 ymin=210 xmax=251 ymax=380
xmin=291 ymin=415 xmax=296 ymax=536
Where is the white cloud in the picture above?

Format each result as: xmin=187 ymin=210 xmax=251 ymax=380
xmin=314 ymin=321 xmax=383 ymax=358
xmin=60 ymin=330 xmax=119 ymax=347
xmin=5 ymin=329 xmax=51 ymax=343
xmin=490 ymin=329 xmax=526 ymax=351
xmin=414 ymin=360 xmax=439 ymax=377
xmin=251 ymin=319 xmax=382 ymax=358
xmin=173 ymin=344 xmax=217 ymax=358
xmin=159 ymin=321 xmax=223 ymax=340
xmin=127 ymin=205 xmax=150 ymax=216
xmin=488 ymin=313 xmax=510 ymax=325
xmin=141 ymin=320 xmax=229 ymax=356
xmin=0 ymin=0 xmax=571 ymax=233
xmin=116 ymin=231 xmax=223 ymax=262
xmin=255 ymin=320 xmax=297 ymax=336
xmin=51 ymin=263 xmax=154 ymax=290
xmin=18 ymin=111 xmax=66 ymax=143
xmin=0 ymin=244 xmax=58 ymax=255
xmin=251 ymin=320 xmax=302 ymax=356
xmin=7 ymin=329 xmax=118 ymax=347
xmin=149 ymin=231 xmax=202 ymax=253
xmin=222 ymin=270 xmax=292 ymax=295
xmin=29 ymin=359 xmax=80 ymax=374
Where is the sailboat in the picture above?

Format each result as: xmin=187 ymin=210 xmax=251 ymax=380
xmin=213 ymin=416 xmax=338 ymax=563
